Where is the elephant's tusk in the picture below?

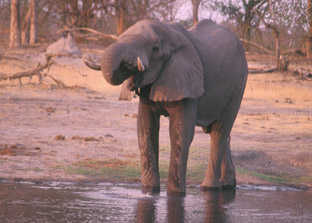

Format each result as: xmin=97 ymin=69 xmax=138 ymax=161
xmin=137 ymin=57 xmax=145 ymax=72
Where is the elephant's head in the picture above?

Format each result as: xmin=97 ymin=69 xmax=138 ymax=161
xmin=100 ymin=20 xmax=204 ymax=101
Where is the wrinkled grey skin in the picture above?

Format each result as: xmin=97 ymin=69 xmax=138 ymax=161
xmin=89 ymin=19 xmax=248 ymax=195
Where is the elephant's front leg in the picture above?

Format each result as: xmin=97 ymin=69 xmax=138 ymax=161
xmin=166 ymin=99 xmax=198 ymax=195
xmin=137 ymin=101 xmax=161 ymax=194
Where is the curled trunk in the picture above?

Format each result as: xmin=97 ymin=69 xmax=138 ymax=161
xmin=101 ymin=42 xmax=134 ymax=85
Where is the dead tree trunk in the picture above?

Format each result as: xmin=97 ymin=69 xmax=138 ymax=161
xmin=29 ymin=0 xmax=38 ymax=45
xmin=273 ymin=31 xmax=281 ymax=69
xmin=9 ymin=0 xmax=21 ymax=48
xmin=307 ymin=0 xmax=312 ymax=58
xmin=115 ymin=0 xmax=127 ymax=36
xmin=21 ymin=5 xmax=31 ymax=45
xmin=256 ymin=2 xmax=283 ymax=71
xmin=191 ymin=0 xmax=201 ymax=25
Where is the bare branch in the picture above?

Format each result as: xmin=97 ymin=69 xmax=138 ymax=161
xmin=44 ymin=74 xmax=67 ymax=88
xmin=240 ymin=38 xmax=273 ymax=54
xmin=57 ymin=27 xmax=118 ymax=41
xmin=45 ymin=52 xmax=82 ymax=60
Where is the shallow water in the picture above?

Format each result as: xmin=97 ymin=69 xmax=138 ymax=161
xmin=0 ymin=182 xmax=311 ymax=223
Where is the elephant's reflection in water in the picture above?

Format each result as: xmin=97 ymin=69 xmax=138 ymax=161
xmin=135 ymin=190 xmax=235 ymax=223
xmin=135 ymin=198 xmax=157 ymax=223
xmin=202 ymin=190 xmax=235 ymax=223
xmin=167 ymin=196 xmax=185 ymax=223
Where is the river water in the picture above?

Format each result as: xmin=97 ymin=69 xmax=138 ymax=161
xmin=0 ymin=181 xmax=311 ymax=223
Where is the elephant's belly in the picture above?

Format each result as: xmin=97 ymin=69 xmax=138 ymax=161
xmin=195 ymin=114 xmax=217 ymax=127
xmin=195 ymin=94 xmax=228 ymax=127
xmin=195 ymin=118 xmax=215 ymax=127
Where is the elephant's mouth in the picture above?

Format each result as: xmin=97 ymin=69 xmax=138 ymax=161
xmin=117 ymin=61 xmax=144 ymax=91
xmin=129 ymin=73 xmax=144 ymax=91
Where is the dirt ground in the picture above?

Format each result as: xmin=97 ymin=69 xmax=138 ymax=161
xmin=0 ymin=46 xmax=311 ymax=189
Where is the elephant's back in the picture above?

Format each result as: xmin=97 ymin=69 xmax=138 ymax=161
xmin=188 ymin=20 xmax=248 ymax=126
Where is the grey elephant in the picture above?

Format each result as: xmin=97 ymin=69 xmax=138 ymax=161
xmin=85 ymin=19 xmax=248 ymax=195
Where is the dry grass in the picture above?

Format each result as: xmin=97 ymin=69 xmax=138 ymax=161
xmin=73 ymin=158 xmax=134 ymax=169
xmin=244 ymin=73 xmax=312 ymax=103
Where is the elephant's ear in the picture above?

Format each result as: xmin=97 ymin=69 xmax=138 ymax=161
xmin=149 ymin=26 xmax=204 ymax=102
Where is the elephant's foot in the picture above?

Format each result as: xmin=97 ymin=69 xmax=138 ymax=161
xmin=167 ymin=190 xmax=186 ymax=197
xmin=200 ymin=179 xmax=222 ymax=191
xmin=141 ymin=186 xmax=160 ymax=194
xmin=200 ymin=185 xmax=222 ymax=191
xmin=200 ymin=177 xmax=222 ymax=191
xmin=166 ymin=186 xmax=186 ymax=197
xmin=166 ymin=182 xmax=186 ymax=197
xmin=221 ymin=179 xmax=236 ymax=191
xmin=200 ymin=179 xmax=236 ymax=191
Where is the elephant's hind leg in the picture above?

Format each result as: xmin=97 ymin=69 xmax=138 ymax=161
xmin=220 ymin=136 xmax=236 ymax=190
xmin=201 ymin=123 xmax=231 ymax=190
xmin=201 ymin=86 xmax=244 ymax=190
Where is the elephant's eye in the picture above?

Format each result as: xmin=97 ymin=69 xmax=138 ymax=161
xmin=152 ymin=46 xmax=159 ymax=52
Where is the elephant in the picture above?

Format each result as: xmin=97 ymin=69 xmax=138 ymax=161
xmin=84 ymin=19 xmax=248 ymax=195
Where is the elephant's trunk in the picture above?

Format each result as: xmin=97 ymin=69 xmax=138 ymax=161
xmin=101 ymin=42 xmax=134 ymax=86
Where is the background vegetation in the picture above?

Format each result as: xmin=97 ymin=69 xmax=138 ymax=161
xmin=1 ymin=0 xmax=312 ymax=70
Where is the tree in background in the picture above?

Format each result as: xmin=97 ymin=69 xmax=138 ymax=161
xmin=21 ymin=0 xmax=38 ymax=45
xmin=9 ymin=0 xmax=21 ymax=48
xmin=207 ymin=0 xmax=309 ymax=66
xmin=210 ymin=0 xmax=268 ymax=44
xmin=0 ymin=1 xmax=10 ymax=28
xmin=21 ymin=2 xmax=31 ymax=44
xmin=54 ymin=0 xmax=86 ymax=28
xmin=4 ymin=0 xmax=311 ymax=61
xmin=191 ymin=0 xmax=201 ymax=25
xmin=105 ymin=0 xmax=177 ymax=35
xmin=29 ymin=0 xmax=38 ymax=44
xmin=112 ymin=0 xmax=127 ymax=36
xmin=47 ymin=0 xmax=176 ymax=37
xmin=307 ymin=0 xmax=312 ymax=58
xmin=256 ymin=0 xmax=281 ymax=69
xmin=8 ymin=0 xmax=38 ymax=47
xmin=256 ymin=0 xmax=308 ymax=69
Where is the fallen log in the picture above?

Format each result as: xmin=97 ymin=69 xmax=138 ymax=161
xmin=0 ymin=53 xmax=80 ymax=85
xmin=281 ymin=48 xmax=306 ymax=56
xmin=248 ymin=67 xmax=276 ymax=74
xmin=0 ymin=59 xmax=52 ymax=81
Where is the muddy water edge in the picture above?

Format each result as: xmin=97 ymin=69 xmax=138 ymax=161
xmin=0 ymin=181 xmax=311 ymax=223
